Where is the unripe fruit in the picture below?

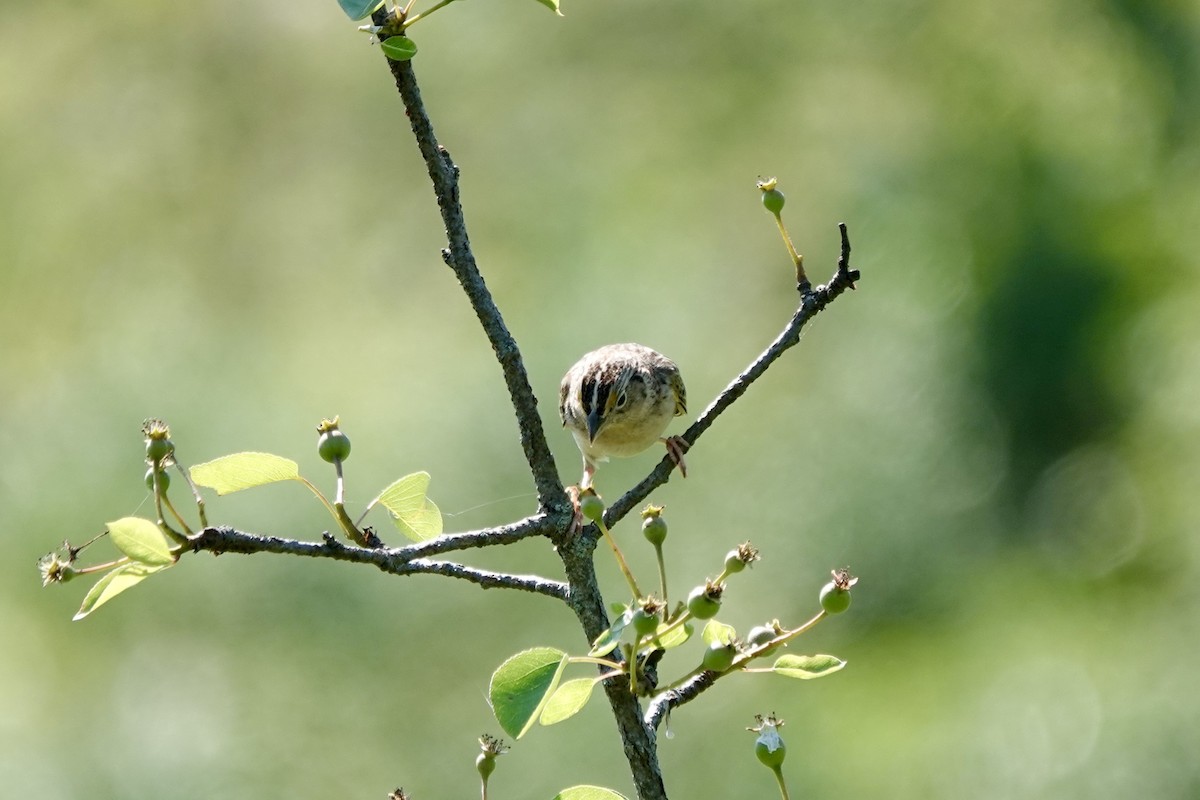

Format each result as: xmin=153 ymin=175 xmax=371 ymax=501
xmin=819 ymin=580 xmax=852 ymax=614
xmin=145 ymin=436 xmax=174 ymax=464
xmin=702 ymin=640 xmax=737 ymax=672
xmin=756 ymin=734 xmax=787 ymax=769
xmin=686 ymin=583 xmax=723 ymax=620
xmin=641 ymin=513 xmax=668 ymax=547
xmin=724 ymin=548 xmax=746 ymax=574
xmin=761 ymin=188 xmax=786 ymax=216
xmin=476 ymin=752 xmax=496 ymax=781
xmin=632 ymin=606 xmax=660 ymax=638
xmin=746 ymin=624 xmax=779 ymax=656
xmin=318 ymin=429 xmax=352 ymax=463
xmin=579 ymin=492 xmax=605 ymax=523
xmin=145 ymin=466 xmax=170 ymax=492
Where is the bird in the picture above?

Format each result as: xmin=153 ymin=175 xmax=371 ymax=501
xmin=559 ymin=343 xmax=689 ymax=490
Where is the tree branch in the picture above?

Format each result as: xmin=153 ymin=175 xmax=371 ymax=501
xmin=374 ymin=27 xmax=567 ymax=516
xmin=604 ymin=225 xmax=860 ymax=528
xmin=644 ymin=671 xmax=718 ymax=732
xmin=186 ymin=526 xmax=568 ymax=599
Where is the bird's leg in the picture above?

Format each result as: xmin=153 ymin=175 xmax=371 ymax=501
xmin=661 ymin=436 xmax=690 ymax=478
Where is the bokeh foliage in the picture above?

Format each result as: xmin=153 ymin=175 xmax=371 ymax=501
xmin=2 ymin=0 xmax=1197 ymax=797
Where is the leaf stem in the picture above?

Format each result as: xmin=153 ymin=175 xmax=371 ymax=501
xmin=402 ymin=0 xmax=457 ymax=28
xmin=174 ymin=461 xmax=208 ymax=527
xmin=568 ymin=655 xmax=625 ymax=671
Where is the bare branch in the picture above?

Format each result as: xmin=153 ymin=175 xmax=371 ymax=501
xmin=604 ymin=226 xmax=861 ymax=527
xmin=186 ymin=526 xmax=568 ymax=599
xmin=374 ymin=39 xmax=567 ymax=516
xmin=644 ymin=672 xmax=718 ymax=732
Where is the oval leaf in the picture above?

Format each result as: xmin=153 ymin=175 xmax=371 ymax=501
xmin=190 ymin=452 xmax=299 ymax=495
xmin=534 ymin=0 xmax=564 ymax=16
xmin=377 ymin=471 xmax=443 ymax=541
xmin=773 ymin=653 xmax=846 ymax=679
xmin=108 ymin=517 xmax=175 ymax=566
xmin=589 ymin=607 xmax=633 ymax=657
xmin=539 ymin=677 xmax=596 ymax=726
xmin=553 ymin=787 xmax=628 ymax=800
xmin=702 ymin=620 xmax=737 ymax=646
xmin=73 ymin=562 xmax=169 ymax=620
xmin=380 ymin=36 xmax=418 ymax=61
xmin=490 ymin=647 xmax=567 ymax=739
xmin=338 ymin=0 xmax=385 ymax=20
xmin=648 ymin=619 xmax=692 ymax=650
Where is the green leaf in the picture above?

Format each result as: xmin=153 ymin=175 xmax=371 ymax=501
xmin=772 ymin=654 xmax=846 ymax=679
xmin=338 ymin=0 xmax=385 ymax=20
xmin=552 ymin=787 xmax=628 ymax=800
xmin=539 ymin=677 xmax=596 ymax=726
xmin=702 ymin=620 xmax=737 ymax=646
xmin=534 ymin=0 xmax=564 ymax=16
xmin=380 ymin=36 xmax=418 ymax=61
xmin=73 ymin=562 xmax=169 ymax=620
xmin=490 ymin=647 xmax=567 ymax=739
xmin=190 ymin=452 xmax=299 ymax=495
xmin=588 ymin=607 xmax=633 ymax=657
xmin=377 ymin=471 xmax=442 ymax=541
xmin=107 ymin=517 xmax=175 ymax=566
xmin=648 ymin=619 xmax=692 ymax=650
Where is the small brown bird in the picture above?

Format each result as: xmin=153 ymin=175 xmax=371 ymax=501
xmin=559 ymin=343 xmax=689 ymax=489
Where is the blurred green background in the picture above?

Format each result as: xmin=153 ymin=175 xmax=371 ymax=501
xmin=3 ymin=0 xmax=1198 ymax=797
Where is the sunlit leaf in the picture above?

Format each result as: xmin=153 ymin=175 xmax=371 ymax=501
xmin=552 ymin=787 xmax=628 ymax=800
xmin=73 ymin=562 xmax=169 ymax=620
xmin=589 ymin=606 xmax=633 ymax=657
xmin=377 ymin=471 xmax=442 ymax=541
xmin=534 ymin=0 xmax=564 ymax=16
xmin=107 ymin=517 xmax=175 ymax=566
xmin=702 ymin=620 xmax=737 ymax=646
xmin=190 ymin=452 xmax=299 ymax=495
xmin=648 ymin=619 xmax=692 ymax=650
xmin=539 ymin=677 xmax=596 ymax=726
xmin=490 ymin=647 xmax=567 ymax=739
xmin=338 ymin=0 xmax=385 ymax=20
xmin=380 ymin=36 xmax=418 ymax=61
xmin=772 ymin=653 xmax=846 ymax=679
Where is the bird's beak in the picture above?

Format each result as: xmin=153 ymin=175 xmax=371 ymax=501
xmin=586 ymin=406 xmax=603 ymax=443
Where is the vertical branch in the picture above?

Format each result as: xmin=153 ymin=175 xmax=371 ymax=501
xmin=376 ymin=39 xmax=568 ymax=516
xmin=558 ymin=534 xmax=670 ymax=800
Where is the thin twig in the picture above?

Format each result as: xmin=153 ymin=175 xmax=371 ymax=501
xmin=373 ymin=27 xmax=567 ymax=517
xmin=604 ymin=227 xmax=860 ymax=528
xmin=186 ymin=526 xmax=568 ymax=599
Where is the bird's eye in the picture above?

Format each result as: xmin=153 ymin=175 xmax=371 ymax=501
xmin=615 ymin=390 xmax=628 ymax=410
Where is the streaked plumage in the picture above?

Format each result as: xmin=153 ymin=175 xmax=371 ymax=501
xmin=559 ymin=343 xmax=688 ymax=488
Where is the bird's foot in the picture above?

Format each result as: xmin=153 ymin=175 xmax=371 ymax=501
xmin=661 ymin=435 xmax=690 ymax=478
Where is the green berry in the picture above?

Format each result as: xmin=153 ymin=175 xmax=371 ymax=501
xmin=641 ymin=511 xmax=668 ymax=547
xmin=702 ymin=640 xmax=737 ymax=672
xmin=724 ymin=549 xmax=746 ymax=574
xmin=761 ymin=188 xmax=786 ymax=216
xmin=476 ymin=752 xmax=496 ymax=781
xmin=686 ymin=583 xmax=723 ymax=620
xmin=144 ymin=466 xmax=170 ymax=492
xmin=579 ymin=491 xmax=606 ymax=523
xmin=317 ymin=429 xmax=351 ymax=463
xmin=819 ymin=580 xmax=852 ymax=614
xmin=145 ymin=436 xmax=174 ymax=464
xmin=632 ymin=606 xmax=660 ymax=638
xmin=746 ymin=624 xmax=779 ymax=656
xmin=755 ymin=733 xmax=787 ymax=769
xmin=749 ymin=714 xmax=787 ymax=769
